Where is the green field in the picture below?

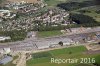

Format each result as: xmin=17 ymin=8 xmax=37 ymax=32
xmin=73 ymin=6 xmax=100 ymax=22
xmin=26 ymin=46 xmax=100 ymax=66
xmin=37 ymin=30 xmax=62 ymax=38
xmin=44 ymin=0 xmax=91 ymax=6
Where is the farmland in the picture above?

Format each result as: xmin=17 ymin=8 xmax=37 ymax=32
xmin=26 ymin=46 xmax=100 ymax=66
xmin=73 ymin=6 xmax=100 ymax=22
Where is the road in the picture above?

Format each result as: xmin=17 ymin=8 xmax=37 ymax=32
xmin=16 ymin=52 xmax=26 ymax=66
xmin=0 ymin=27 xmax=100 ymax=51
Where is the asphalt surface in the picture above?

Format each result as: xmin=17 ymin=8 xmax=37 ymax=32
xmin=0 ymin=27 xmax=100 ymax=51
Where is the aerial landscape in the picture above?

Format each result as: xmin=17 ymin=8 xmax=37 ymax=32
xmin=0 ymin=0 xmax=100 ymax=66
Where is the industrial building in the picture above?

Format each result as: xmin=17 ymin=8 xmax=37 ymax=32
xmin=0 ymin=56 xmax=13 ymax=65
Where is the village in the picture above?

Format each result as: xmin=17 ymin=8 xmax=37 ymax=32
xmin=0 ymin=0 xmax=100 ymax=66
xmin=0 ymin=0 xmax=71 ymax=32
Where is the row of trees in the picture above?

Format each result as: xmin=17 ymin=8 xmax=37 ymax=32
xmin=69 ymin=13 xmax=97 ymax=24
xmin=69 ymin=13 xmax=100 ymax=27
xmin=0 ymin=30 xmax=27 ymax=42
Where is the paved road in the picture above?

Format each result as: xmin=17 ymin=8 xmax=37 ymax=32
xmin=0 ymin=27 xmax=100 ymax=51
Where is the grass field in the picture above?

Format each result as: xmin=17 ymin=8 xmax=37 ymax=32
xmin=71 ymin=5 xmax=100 ymax=23
xmin=37 ymin=30 xmax=62 ymax=38
xmin=26 ymin=46 xmax=100 ymax=66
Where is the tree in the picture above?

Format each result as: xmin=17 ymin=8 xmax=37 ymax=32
xmin=69 ymin=51 xmax=72 ymax=54
xmin=58 ymin=41 xmax=63 ymax=46
xmin=98 ymin=42 xmax=100 ymax=45
xmin=69 ymin=13 xmax=97 ymax=24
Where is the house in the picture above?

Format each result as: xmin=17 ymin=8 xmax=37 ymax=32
xmin=35 ymin=8 xmax=69 ymax=24
xmin=0 ymin=36 xmax=11 ymax=41
xmin=0 ymin=10 xmax=16 ymax=19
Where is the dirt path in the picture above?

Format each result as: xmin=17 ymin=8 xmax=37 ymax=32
xmin=16 ymin=52 xmax=26 ymax=66
xmin=12 ymin=53 xmax=20 ymax=64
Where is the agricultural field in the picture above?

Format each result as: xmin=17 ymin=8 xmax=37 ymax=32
xmin=74 ymin=6 xmax=100 ymax=22
xmin=26 ymin=46 xmax=100 ymax=66
xmin=44 ymin=0 xmax=91 ymax=6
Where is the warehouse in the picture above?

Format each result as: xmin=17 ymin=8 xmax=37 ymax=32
xmin=36 ymin=38 xmax=73 ymax=49
xmin=0 ymin=56 xmax=13 ymax=65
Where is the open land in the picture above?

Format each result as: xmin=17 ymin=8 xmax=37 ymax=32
xmin=26 ymin=46 xmax=100 ymax=66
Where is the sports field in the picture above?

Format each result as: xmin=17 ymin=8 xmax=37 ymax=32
xmin=26 ymin=46 xmax=100 ymax=66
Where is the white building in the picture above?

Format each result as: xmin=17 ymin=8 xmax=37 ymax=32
xmin=0 ymin=48 xmax=11 ymax=54
xmin=0 ymin=36 xmax=11 ymax=41
xmin=0 ymin=10 xmax=16 ymax=19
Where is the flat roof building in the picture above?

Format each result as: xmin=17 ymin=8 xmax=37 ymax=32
xmin=0 ymin=56 xmax=13 ymax=65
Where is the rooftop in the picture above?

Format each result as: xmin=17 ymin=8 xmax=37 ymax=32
xmin=0 ymin=56 xmax=13 ymax=65
xmin=7 ymin=0 xmax=41 ymax=3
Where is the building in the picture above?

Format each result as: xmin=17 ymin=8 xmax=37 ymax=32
xmin=0 ymin=56 xmax=13 ymax=65
xmin=35 ymin=8 xmax=69 ymax=24
xmin=3 ymin=48 xmax=11 ymax=54
xmin=0 ymin=10 xmax=16 ymax=19
xmin=36 ymin=38 xmax=73 ymax=49
xmin=0 ymin=48 xmax=11 ymax=54
xmin=7 ymin=0 xmax=42 ymax=3
xmin=0 ymin=36 xmax=11 ymax=41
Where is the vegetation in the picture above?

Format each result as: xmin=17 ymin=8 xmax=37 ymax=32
xmin=37 ymin=30 xmax=62 ymax=38
xmin=0 ymin=0 xmax=5 ymax=4
xmin=69 ymin=13 xmax=100 ymax=27
xmin=32 ymin=52 xmax=52 ymax=59
xmin=58 ymin=41 xmax=63 ymax=46
xmin=27 ymin=46 xmax=100 ymax=66
xmin=57 ymin=0 xmax=96 ymax=11
xmin=44 ymin=0 xmax=66 ymax=6
xmin=70 ymin=13 xmax=97 ymax=24
xmin=0 ymin=30 xmax=27 ymax=42
xmin=56 ymin=0 xmax=100 ymax=27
